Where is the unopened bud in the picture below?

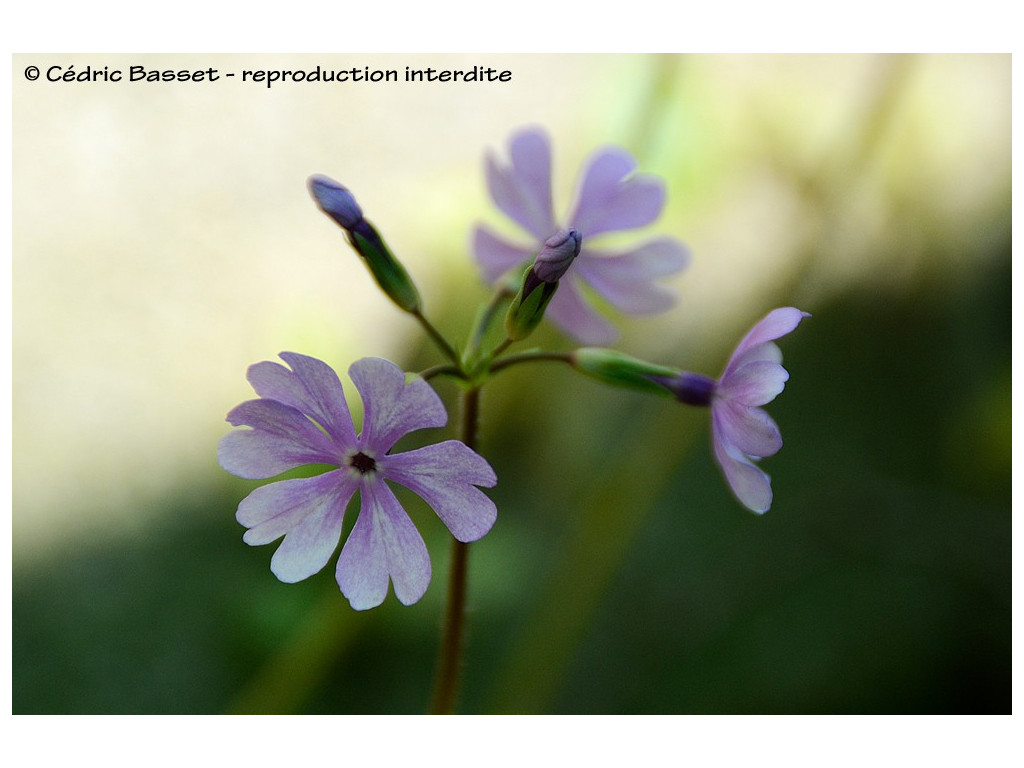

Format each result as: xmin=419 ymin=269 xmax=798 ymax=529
xmin=307 ymin=174 xmax=421 ymax=313
xmin=308 ymin=174 xmax=363 ymax=229
xmin=571 ymin=348 xmax=681 ymax=397
xmin=504 ymin=229 xmax=583 ymax=341
xmin=532 ymin=228 xmax=581 ymax=283
xmin=504 ymin=266 xmax=557 ymax=341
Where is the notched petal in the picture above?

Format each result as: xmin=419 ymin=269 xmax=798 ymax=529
xmin=569 ymin=148 xmax=665 ymax=236
xmin=219 ymin=398 xmax=339 ymax=478
xmin=349 ymin=357 xmax=448 ymax=453
xmin=270 ymin=352 xmax=358 ymax=447
xmin=336 ymin=483 xmax=431 ymax=610
xmin=574 ymin=237 xmax=690 ymax=315
xmin=485 ymin=128 xmax=556 ymax=240
xmin=725 ymin=308 xmax=809 ymax=378
xmin=714 ymin=400 xmax=783 ymax=459
xmin=384 ymin=441 xmax=498 ymax=543
xmin=711 ymin=415 xmax=773 ymax=514
xmin=720 ymin=359 xmax=790 ymax=407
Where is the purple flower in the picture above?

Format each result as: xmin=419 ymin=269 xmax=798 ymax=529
xmin=218 ymin=353 xmax=497 ymax=610
xmin=701 ymin=307 xmax=809 ymax=514
xmin=473 ymin=127 xmax=690 ymax=345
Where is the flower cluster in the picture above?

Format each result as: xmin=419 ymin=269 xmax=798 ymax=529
xmin=220 ymin=126 xmax=808 ymax=615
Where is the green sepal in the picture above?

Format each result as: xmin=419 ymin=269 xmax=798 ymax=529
xmin=347 ymin=227 xmax=421 ymax=313
xmin=505 ymin=268 xmax=558 ymax=342
xmin=571 ymin=347 xmax=680 ymax=397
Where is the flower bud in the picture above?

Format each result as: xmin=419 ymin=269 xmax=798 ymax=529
xmin=308 ymin=174 xmax=364 ymax=229
xmin=532 ymin=228 xmax=581 ymax=283
xmin=570 ymin=348 xmax=681 ymax=397
xmin=307 ymin=174 xmax=421 ymax=313
xmin=504 ymin=229 xmax=582 ymax=341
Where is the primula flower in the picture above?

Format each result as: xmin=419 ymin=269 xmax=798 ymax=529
xmin=218 ymin=352 xmax=497 ymax=610
xmin=662 ymin=307 xmax=809 ymax=513
xmin=473 ymin=126 xmax=689 ymax=345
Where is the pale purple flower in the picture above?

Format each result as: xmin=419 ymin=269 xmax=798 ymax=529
xmin=706 ymin=307 xmax=809 ymax=513
xmin=473 ymin=127 xmax=690 ymax=345
xmin=218 ymin=353 xmax=497 ymax=610
xmin=654 ymin=308 xmax=808 ymax=512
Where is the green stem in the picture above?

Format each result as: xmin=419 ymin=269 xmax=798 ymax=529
xmin=418 ymin=364 xmax=465 ymax=382
xmin=412 ymin=308 xmax=460 ymax=365
xmin=430 ymin=385 xmax=481 ymax=714
xmin=489 ymin=350 xmax=573 ymax=375
xmin=465 ymin=285 xmax=513 ymax=365
xmin=490 ymin=337 xmax=515 ymax=359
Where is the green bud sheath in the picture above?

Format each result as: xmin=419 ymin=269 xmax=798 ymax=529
xmin=571 ymin=348 xmax=680 ymax=397
xmin=347 ymin=224 xmax=421 ymax=313
xmin=505 ymin=268 xmax=558 ymax=341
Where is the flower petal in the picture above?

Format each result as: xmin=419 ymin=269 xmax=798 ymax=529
xmin=218 ymin=399 xmax=340 ymax=479
xmin=567 ymin=148 xmax=665 ymax=237
xmin=711 ymin=412 xmax=773 ymax=514
xmin=574 ymin=237 xmax=690 ymax=315
xmin=472 ymin=225 xmax=534 ymax=283
xmin=237 ymin=468 xmax=355 ymax=544
xmin=724 ymin=308 xmax=809 ymax=379
xmin=243 ymin=472 xmax=356 ymax=583
xmin=545 ymin=274 xmax=619 ymax=345
xmin=348 ymin=358 xmax=447 ymax=453
xmin=485 ymin=128 xmax=556 ymax=240
xmin=336 ymin=481 xmax=431 ymax=610
xmin=713 ymin=400 xmax=783 ymax=459
xmin=384 ymin=441 xmax=497 ymax=543
xmin=730 ymin=340 xmax=783 ymax=370
xmin=719 ymin=357 xmax=790 ymax=407
xmin=247 ymin=353 xmax=357 ymax=448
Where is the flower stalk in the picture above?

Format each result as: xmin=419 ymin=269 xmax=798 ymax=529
xmin=430 ymin=385 xmax=481 ymax=714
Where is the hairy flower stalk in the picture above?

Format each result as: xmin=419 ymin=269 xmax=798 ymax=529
xmin=430 ymin=385 xmax=482 ymax=714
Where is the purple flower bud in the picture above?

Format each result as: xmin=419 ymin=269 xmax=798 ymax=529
xmin=307 ymin=174 xmax=420 ymax=312
xmin=308 ymin=174 xmax=364 ymax=229
xmin=532 ymin=228 xmax=581 ymax=283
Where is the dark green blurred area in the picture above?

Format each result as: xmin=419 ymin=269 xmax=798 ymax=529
xmin=13 ymin=55 xmax=1010 ymax=714
xmin=13 ymin=234 xmax=1010 ymax=713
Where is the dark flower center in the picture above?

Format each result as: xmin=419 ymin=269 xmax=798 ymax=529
xmin=349 ymin=451 xmax=378 ymax=474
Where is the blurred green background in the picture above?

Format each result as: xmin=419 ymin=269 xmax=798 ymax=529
xmin=12 ymin=53 xmax=1010 ymax=713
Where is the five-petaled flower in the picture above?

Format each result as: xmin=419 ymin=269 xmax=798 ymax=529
xmin=218 ymin=353 xmax=497 ymax=610
xmin=473 ymin=126 xmax=690 ymax=345
xmin=662 ymin=307 xmax=809 ymax=513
